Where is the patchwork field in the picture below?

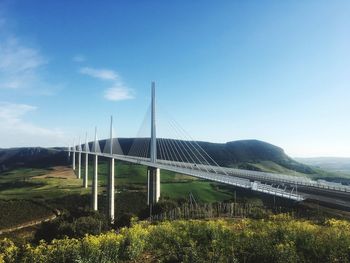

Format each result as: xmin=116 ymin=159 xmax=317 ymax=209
xmin=0 ymin=159 xmax=238 ymax=231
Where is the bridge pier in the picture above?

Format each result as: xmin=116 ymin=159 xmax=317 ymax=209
xmin=78 ymin=151 xmax=81 ymax=179
xmin=92 ymin=154 xmax=98 ymax=211
xmin=84 ymin=153 xmax=88 ymax=188
xmin=68 ymin=147 xmax=71 ymax=163
xmin=72 ymin=150 xmax=76 ymax=170
xmin=108 ymin=158 xmax=115 ymax=223
xmin=147 ymin=167 xmax=160 ymax=205
xmin=147 ymin=82 xmax=160 ymax=205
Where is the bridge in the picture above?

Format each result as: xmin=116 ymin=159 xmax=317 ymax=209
xmin=67 ymin=82 xmax=350 ymax=223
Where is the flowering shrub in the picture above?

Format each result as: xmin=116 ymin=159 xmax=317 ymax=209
xmin=0 ymin=239 xmax=18 ymax=263
xmin=1 ymin=217 xmax=350 ymax=262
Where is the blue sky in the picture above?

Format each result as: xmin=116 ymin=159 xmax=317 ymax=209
xmin=0 ymin=0 xmax=349 ymax=157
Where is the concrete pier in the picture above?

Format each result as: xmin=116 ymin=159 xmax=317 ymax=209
xmin=78 ymin=151 xmax=81 ymax=179
xmin=72 ymin=148 xmax=76 ymax=170
xmin=84 ymin=153 xmax=88 ymax=188
xmin=108 ymin=158 xmax=115 ymax=223
xmin=92 ymin=154 xmax=98 ymax=211
xmin=108 ymin=116 xmax=115 ymax=223
xmin=68 ymin=147 xmax=71 ymax=163
xmin=147 ymin=167 xmax=160 ymax=205
xmin=147 ymin=82 xmax=160 ymax=205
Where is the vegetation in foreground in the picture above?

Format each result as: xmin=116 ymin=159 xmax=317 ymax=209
xmin=1 ymin=215 xmax=350 ymax=263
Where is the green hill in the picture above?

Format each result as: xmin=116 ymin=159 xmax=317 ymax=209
xmin=192 ymin=139 xmax=315 ymax=174
xmin=0 ymin=139 xmax=315 ymax=177
xmin=0 ymin=148 xmax=67 ymax=173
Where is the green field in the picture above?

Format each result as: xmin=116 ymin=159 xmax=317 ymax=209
xmin=0 ymin=200 xmax=53 ymax=229
xmin=0 ymin=168 xmax=89 ymax=200
xmin=0 ymin=162 xmax=223 ymax=203
xmin=248 ymin=161 xmax=308 ymax=177
xmin=161 ymin=181 xmax=233 ymax=202
xmin=0 ymin=159 xmax=238 ymax=230
xmin=73 ymin=160 xmax=233 ymax=203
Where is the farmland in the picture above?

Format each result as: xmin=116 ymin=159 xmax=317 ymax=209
xmin=0 ymin=159 xmax=238 ymax=232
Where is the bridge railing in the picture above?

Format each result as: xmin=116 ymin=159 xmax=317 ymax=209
xmin=72 ymin=149 xmax=347 ymax=199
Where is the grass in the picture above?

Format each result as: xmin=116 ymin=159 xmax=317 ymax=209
xmin=0 ymin=200 xmax=53 ymax=229
xmin=161 ymin=181 xmax=234 ymax=203
xmin=99 ymin=161 xmax=233 ymax=203
xmin=0 ymin=159 xmax=239 ymax=229
xmin=0 ymin=168 xmax=48 ymax=183
xmin=2 ymin=158 xmax=348 ymax=238
xmin=0 ymin=161 xmax=150 ymax=200
xmin=249 ymin=161 xmax=308 ymax=177
xmin=0 ymin=169 xmax=88 ymax=199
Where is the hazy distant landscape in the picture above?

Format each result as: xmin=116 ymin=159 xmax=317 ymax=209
xmin=297 ymin=157 xmax=350 ymax=174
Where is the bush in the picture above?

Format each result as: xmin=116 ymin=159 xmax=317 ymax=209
xmin=0 ymin=239 xmax=18 ymax=263
xmin=1 ymin=217 xmax=350 ymax=263
xmin=0 ymin=200 xmax=52 ymax=230
xmin=34 ymin=212 xmax=110 ymax=242
xmin=115 ymin=213 xmax=134 ymax=228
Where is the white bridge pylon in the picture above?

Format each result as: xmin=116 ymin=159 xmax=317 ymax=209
xmin=67 ymin=82 xmax=322 ymax=224
xmin=83 ymin=132 xmax=89 ymax=188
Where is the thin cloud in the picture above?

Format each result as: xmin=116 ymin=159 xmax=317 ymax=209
xmin=104 ymin=85 xmax=134 ymax=101
xmin=0 ymin=102 xmax=36 ymax=122
xmin=80 ymin=67 xmax=119 ymax=81
xmin=0 ymin=37 xmax=46 ymax=73
xmin=0 ymin=102 xmax=66 ymax=147
xmin=0 ymin=37 xmax=46 ymax=89
xmin=0 ymin=37 xmax=60 ymax=95
xmin=72 ymin=54 xmax=86 ymax=63
xmin=79 ymin=66 xmax=134 ymax=101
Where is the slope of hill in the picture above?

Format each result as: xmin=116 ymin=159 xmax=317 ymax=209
xmin=195 ymin=140 xmax=314 ymax=174
xmin=116 ymin=138 xmax=315 ymax=175
xmin=0 ymin=148 xmax=67 ymax=173
xmin=0 ymin=139 xmax=314 ymax=176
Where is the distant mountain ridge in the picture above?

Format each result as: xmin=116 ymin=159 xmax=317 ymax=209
xmin=0 ymin=139 xmax=313 ymax=175
xmin=296 ymin=157 xmax=350 ymax=174
xmin=172 ymin=139 xmax=314 ymax=174
xmin=0 ymin=147 xmax=67 ymax=172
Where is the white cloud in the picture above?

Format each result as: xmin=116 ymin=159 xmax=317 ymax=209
xmin=0 ymin=102 xmax=36 ymax=122
xmin=80 ymin=66 xmax=134 ymax=101
xmin=72 ymin=54 xmax=86 ymax=63
xmin=0 ymin=37 xmax=59 ymax=95
xmin=0 ymin=8 xmax=65 ymax=147
xmin=0 ymin=37 xmax=46 ymax=73
xmin=80 ymin=67 xmax=119 ymax=81
xmin=0 ymin=102 xmax=66 ymax=147
xmin=104 ymin=85 xmax=134 ymax=101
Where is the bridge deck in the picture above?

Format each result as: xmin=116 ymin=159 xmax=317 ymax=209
xmin=74 ymin=151 xmax=305 ymax=201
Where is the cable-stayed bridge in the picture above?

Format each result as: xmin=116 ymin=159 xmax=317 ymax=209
xmin=67 ymin=82 xmax=350 ymax=223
